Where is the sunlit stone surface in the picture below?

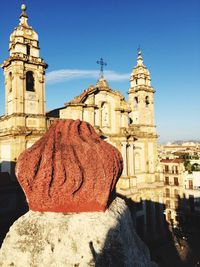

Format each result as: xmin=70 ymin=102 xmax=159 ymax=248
xmin=0 ymin=198 xmax=157 ymax=267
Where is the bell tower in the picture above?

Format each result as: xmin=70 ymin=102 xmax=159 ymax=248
xmin=128 ymin=49 xmax=155 ymax=131
xmin=0 ymin=4 xmax=48 ymax=178
xmin=2 ymin=4 xmax=47 ymax=119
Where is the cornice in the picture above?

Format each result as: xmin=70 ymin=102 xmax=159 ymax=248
xmin=0 ymin=127 xmax=46 ymax=138
xmin=1 ymin=54 xmax=48 ymax=69
xmin=128 ymin=86 xmax=155 ymax=94
xmin=0 ymin=113 xmax=46 ymax=121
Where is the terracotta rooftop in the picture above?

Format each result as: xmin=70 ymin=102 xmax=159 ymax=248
xmin=160 ymin=158 xmax=184 ymax=164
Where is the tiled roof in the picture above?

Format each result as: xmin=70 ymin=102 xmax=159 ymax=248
xmin=160 ymin=158 xmax=184 ymax=163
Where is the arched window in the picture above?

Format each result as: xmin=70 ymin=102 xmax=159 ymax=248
xmin=26 ymin=71 xmax=35 ymax=91
xmin=134 ymin=97 xmax=138 ymax=109
xmin=145 ymin=96 xmax=150 ymax=107
xmin=8 ymin=72 xmax=12 ymax=92
xmin=26 ymin=44 xmax=30 ymax=56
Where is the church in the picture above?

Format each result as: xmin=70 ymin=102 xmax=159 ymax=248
xmin=0 ymin=4 xmax=164 ymax=239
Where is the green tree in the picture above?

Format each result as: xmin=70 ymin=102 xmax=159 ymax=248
xmin=184 ymin=161 xmax=192 ymax=172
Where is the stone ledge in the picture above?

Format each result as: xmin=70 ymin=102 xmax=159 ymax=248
xmin=0 ymin=197 xmax=157 ymax=267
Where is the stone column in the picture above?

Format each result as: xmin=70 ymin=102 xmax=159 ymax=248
xmin=128 ymin=143 xmax=135 ymax=176
xmin=121 ymin=142 xmax=127 ymax=177
xmin=114 ymin=110 xmax=121 ymax=134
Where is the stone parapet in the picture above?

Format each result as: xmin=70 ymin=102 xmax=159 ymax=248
xmin=0 ymin=197 xmax=157 ymax=267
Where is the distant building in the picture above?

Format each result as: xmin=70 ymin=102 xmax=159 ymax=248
xmin=159 ymin=155 xmax=200 ymax=229
xmin=159 ymin=159 xmax=185 ymax=225
xmin=184 ymin=171 xmax=200 ymax=211
xmin=159 ymin=142 xmax=200 ymax=159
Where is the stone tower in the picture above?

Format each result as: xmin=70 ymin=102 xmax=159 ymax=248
xmin=2 ymin=4 xmax=47 ymax=120
xmin=128 ymin=49 xmax=155 ymax=132
xmin=0 ymin=4 xmax=47 ymax=177
xmin=127 ymin=49 xmax=159 ymax=190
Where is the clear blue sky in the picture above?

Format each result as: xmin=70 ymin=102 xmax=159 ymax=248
xmin=0 ymin=0 xmax=199 ymax=143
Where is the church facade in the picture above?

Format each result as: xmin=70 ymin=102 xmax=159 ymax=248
xmin=56 ymin=53 xmax=164 ymax=238
xmin=58 ymin=54 xmax=160 ymax=201
xmin=0 ymin=4 xmax=165 ymax=239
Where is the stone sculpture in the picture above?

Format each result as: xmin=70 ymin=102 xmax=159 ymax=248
xmin=16 ymin=119 xmax=123 ymax=212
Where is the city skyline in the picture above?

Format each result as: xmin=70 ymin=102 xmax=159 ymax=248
xmin=0 ymin=0 xmax=199 ymax=143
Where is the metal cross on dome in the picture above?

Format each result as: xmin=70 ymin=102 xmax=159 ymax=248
xmin=96 ymin=58 xmax=107 ymax=79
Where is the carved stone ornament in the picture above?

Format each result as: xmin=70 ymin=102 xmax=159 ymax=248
xmin=16 ymin=119 xmax=123 ymax=212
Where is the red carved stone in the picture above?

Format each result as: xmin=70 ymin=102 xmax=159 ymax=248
xmin=16 ymin=119 xmax=123 ymax=212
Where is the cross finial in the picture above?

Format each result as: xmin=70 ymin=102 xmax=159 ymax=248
xmin=96 ymin=58 xmax=107 ymax=79
xmin=137 ymin=45 xmax=141 ymax=54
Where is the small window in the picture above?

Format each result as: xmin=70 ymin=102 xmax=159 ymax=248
xmin=166 ymin=188 xmax=170 ymax=198
xmin=189 ymin=180 xmax=193 ymax=190
xmin=174 ymin=189 xmax=179 ymax=198
xmin=27 ymin=44 xmax=30 ymax=56
xmin=165 ymin=176 xmax=169 ymax=185
xmin=175 ymin=166 xmax=178 ymax=174
xmin=164 ymin=165 xmax=169 ymax=173
xmin=8 ymin=72 xmax=12 ymax=92
xmin=134 ymin=97 xmax=138 ymax=109
xmin=174 ymin=177 xmax=179 ymax=186
xmin=26 ymin=71 xmax=35 ymax=91
xmin=145 ymin=96 xmax=149 ymax=107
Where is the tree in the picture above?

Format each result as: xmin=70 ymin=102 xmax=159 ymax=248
xmin=184 ymin=161 xmax=192 ymax=172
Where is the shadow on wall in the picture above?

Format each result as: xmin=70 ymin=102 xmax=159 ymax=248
xmin=89 ymin=202 xmax=154 ymax=267
xmin=121 ymin=193 xmax=200 ymax=267
xmin=117 ymin=194 xmax=183 ymax=267
xmin=174 ymin=195 xmax=200 ymax=267
xmin=0 ymin=161 xmax=28 ymax=247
